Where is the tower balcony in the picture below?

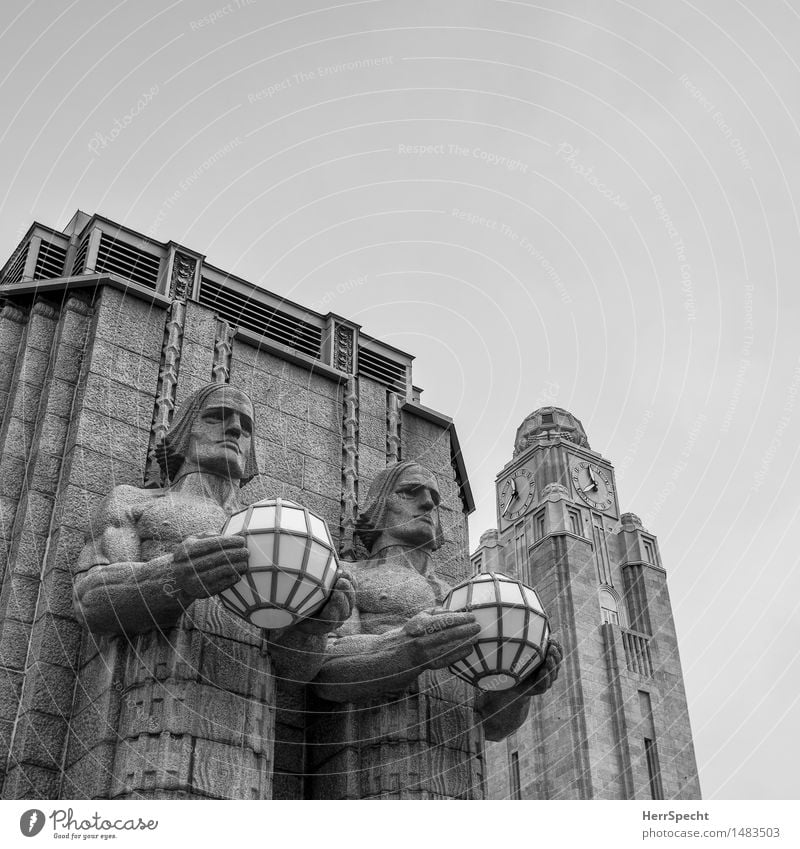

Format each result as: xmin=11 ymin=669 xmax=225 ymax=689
xmin=621 ymin=627 xmax=654 ymax=678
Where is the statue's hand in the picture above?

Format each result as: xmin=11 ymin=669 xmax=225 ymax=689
xmin=515 ymin=638 xmax=563 ymax=698
xmin=293 ymin=570 xmax=356 ymax=635
xmin=170 ymin=534 xmax=249 ymax=601
xmin=402 ymin=609 xmax=481 ymax=671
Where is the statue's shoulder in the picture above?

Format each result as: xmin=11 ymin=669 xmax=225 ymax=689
xmin=338 ymin=558 xmax=370 ymax=583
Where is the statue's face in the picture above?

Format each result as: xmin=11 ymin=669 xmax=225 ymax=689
xmin=379 ymin=465 xmax=441 ymax=550
xmin=185 ymin=387 xmax=254 ymax=480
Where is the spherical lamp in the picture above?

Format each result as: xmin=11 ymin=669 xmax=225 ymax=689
xmin=443 ymin=572 xmax=550 ymax=691
xmin=219 ymin=498 xmax=339 ymax=630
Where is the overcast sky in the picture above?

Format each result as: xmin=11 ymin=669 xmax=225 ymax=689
xmin=2 ymin=0 xmax=798 ymax=801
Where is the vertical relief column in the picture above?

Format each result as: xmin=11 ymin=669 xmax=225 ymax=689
xmin=333 ymin=322 xmax=355 ymax=374
xmin=339 ymin=376 xmax=359 ymax=559
xmin=333 ymin=322 xmax=359 ymax=555
xmin=168 ymin=252 xmax=197 ymax=301
xmin=143 ymin=301 xmax=185 ymax=487
xmin=211 ymin=319 xmax=234 ymax=383
xmin=386 ymin=392 xmax=401 ymax=464
xmin=1 ymin=297 xmax=94 ymax=799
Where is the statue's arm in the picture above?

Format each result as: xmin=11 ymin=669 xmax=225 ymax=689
xmin=310 ymin=614 xmax=421 ymax=702
xmin=475 ymin=640 xmax=563 ymax=741
xmin=311 ymin=608 xmax=481 ymax=703
xmin=72 ymin=494 xmax=187 ymax=635
xmin=72 ymin=488 xmax=247 ymax=636
xmin=266 ymin=572 xmax=357 ymax=684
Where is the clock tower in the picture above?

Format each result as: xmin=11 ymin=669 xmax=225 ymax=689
xmin=477 ymin=407 xmax=701 ymax=800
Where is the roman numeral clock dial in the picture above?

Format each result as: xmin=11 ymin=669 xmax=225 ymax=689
xmin=571 ymin=461 xmax=615 ymax=511
xmin=499 ymin=468 xmax=536 ymax=523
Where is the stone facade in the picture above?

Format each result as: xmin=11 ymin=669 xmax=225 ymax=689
xmin=0 ymin=216 xmax=699 ymax=801
xmin=0 ymin=212 xmax=473 ymax=799
xmin=477 ymin=408 xmax=701 ymax=800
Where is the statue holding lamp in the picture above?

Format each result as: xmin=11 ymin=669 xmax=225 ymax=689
xmin=70 ymin=382 xmax=353 ymax=799
xmin=73 ymin=382 xmax=353 ymax=660
xmin=72 ymin=384 xmax=557 ymax=799
xmin=306 ymin=460 xmax=561 ymax=797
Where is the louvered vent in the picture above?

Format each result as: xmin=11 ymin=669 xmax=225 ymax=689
xmin=199 ymin=277 xmax=322 ymax=359
xmin=94 ymin=233 xmax=161 ymax=289
xmin=358 ymin=346 xmax=408 ymax=393
xmin=71 ymin=234 xmax=89 ymax=275
xmin=1 ymin=244 xmax=28 ymax=285
xmin=33 ymin=240 xmax=67 ymax=280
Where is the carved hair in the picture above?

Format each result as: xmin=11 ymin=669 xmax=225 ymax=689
xmin=354 ymin=460 xmax=445 ymax=554
xmin=156 ymin=383 xmax=260 ymax=486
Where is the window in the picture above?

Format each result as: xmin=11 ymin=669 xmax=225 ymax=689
xmin=639 ymin=691 xmax=655 ymax=735
xmin=599 ymin=587 xmax=620 ymax=625
xmin=514 ymin=524 xmax=526 ymax=576
xmin=644 ymin=738 xmax=664 ymax=800
xmin=541 ymin=412 xmax=554 ymax=425
xmin=592 ymin=516 xmax=611 ymax=584
xmin=639 ymin=691 xmax=663 ymax=799
xmin=568 ymin=506 xmax=582 ymax=536
xmin=643 ymin=538 xmax=656 ymax=564
xmin=510 ymin=751 xmax=522 ymax=800
xmin=534 ymin=509 xmax=546 ymax=541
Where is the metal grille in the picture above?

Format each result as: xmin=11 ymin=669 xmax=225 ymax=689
xmin=33 ymin=240 xmax=67 ymax=280
xmin=358 ymin=346 xmax=407 ymax=393
xmin=199 ymin=277 xmax=322 ymax=359
xmin=94 ymin=233 xmax=161 ymax=289
xmin=71 ymin=234 xmax=89 ymax=275
xmin=1 ymin=243 xmax=28 ymax=285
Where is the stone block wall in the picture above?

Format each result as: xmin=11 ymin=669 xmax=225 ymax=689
xmin=0 ymin=282 xmax=470 ymax=799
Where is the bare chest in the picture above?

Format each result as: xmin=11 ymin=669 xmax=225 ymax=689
xmin=354 ymin=562 xmax=439 ymax=633
xmin=135 ymin=494 xmax=229 ymax=560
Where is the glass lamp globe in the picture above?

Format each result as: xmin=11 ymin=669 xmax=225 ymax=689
xmin=443 ymin=572 xmax=550 ymax=691
xmin=219 ymin=498 xmax=339 ymax=630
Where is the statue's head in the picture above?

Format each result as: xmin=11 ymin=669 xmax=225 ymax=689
xmin=354 ymin=461 xmax=444 ymax=555
xmin=157 ymin=383 xmax=259 ymax=486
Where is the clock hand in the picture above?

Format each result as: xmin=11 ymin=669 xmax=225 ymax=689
xmin=505 ymin=478 xmax=519 ymax=510
xmin=587 ymin=465 xmax=596 ymax=485
xmin=582 ymin=483 xmax=597 ymax=493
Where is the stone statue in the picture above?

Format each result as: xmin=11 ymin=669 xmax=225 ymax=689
xmin=73 ymin=382 xmax=352 ymax=659
xmin=69 ymin=382 xmax=353 ymax=799
xmin=309 ymin=460 xmax=561 ymax=798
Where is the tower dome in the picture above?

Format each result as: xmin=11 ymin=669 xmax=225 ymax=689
xmin=513 ymin=406 xmax=590 ymax=455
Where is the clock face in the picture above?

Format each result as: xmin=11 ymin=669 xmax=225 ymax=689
xmin=571 ymin=461 xmax=615 ymax=511
xmin=499 ymin=467 xmax=536 ymax=522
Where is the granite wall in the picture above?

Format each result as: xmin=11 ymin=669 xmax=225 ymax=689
xmin=0 ymin=282 xmax=470 ymax=799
